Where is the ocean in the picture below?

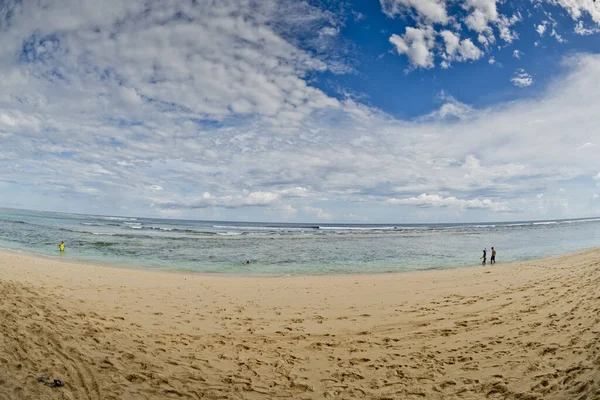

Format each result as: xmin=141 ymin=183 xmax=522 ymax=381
xmin=0 ymin=208 xmax=598 ymax=275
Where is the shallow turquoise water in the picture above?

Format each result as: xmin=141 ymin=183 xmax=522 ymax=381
xmin=0 ymin=208 xmax=598 ymax=275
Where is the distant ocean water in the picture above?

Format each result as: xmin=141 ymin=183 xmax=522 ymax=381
xmin=0 ymin=208 xmax=598 ymax=275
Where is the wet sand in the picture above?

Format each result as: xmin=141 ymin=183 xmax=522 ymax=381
xmin=0 ymin=249 xmax=599 ymax=399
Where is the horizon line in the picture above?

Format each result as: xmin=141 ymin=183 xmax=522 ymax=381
xmin=1 ymin=206 xmax=599 ymax=227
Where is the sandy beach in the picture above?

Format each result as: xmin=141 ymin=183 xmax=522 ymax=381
xmin=0 ymin=250 xmax=599 ymax=400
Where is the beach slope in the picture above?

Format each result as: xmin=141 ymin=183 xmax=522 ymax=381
xmin=0 ymin=250 xmax=599 ymax=399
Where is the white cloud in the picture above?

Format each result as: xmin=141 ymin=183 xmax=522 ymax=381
xmin=303 ymin=206 xmax=332 ymax=220
xmin=551 ymin=28 xmax=566 ymax=43
xmin=440 ymin=31 xmax=483 ymax=67
xmin=477 ymin=31 xmax=496 ymax=48
xmin=574 ymin=21 xmax=600 ymax=36
xmin=488 ymin=56 xmax=496 ymax=65
xmin=319 ymin=27 xmax=340 ymax=37
xmin=158 ymin=191 xmax=281 ymax=209
xmin=457 ymin=38 xmax=484 ymax=60
xmin=497 ymin=12 xmax=521 ymax=43
xmin=536 ymin=23 xmax=547 ymax=36
xmin=387 ymin=194 xmax=508 ymax=211
xmin=594 ymin=173 xmax=600 ymax=186
xmin=422 ymin=94 xmax=474 ymax=120
xmin=534 ymin=16 xmax=566 ymax=44
xmin=389 ymin=27 xmax=436 ymax=68
xmin=246 ymin=191 xmax=280 ymax=206
xmin=462 ymin=0 xmax=499 ymax=32
xmin=381 ymin=0 xmax=600 ymax=71
xmin=548 ymin=0 xmax=600 ymax=26
xmin=511 ymin=68 xmax=533 ymax=87
xmin=593 ymin=193 xmax=599 ymax=200
xmin=513 ymin=49 xmax=523 ymax=59
xmin=441 ymin=30 xmax=460 ymax=57
xmin=381 ymin=0 xmax=600 ymax=40
xmin=380 ymin=0 xmax=448 ymax=24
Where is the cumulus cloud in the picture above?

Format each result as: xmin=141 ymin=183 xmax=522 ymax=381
xmin=440 ymin=30 xmax=461 ymax=57
xmin=381 ymin=0 xmax=600 ymax=40
xmin=462 ymin=0 xmax=499 ymax=33
xmin=511 ymin=69 xmax=533 ymax=87
xmin=389 ymin=26 xmax=436 ymax=68
xmin=382 ymin=1 xmax=525 ymax=68
xmin=456 ymin=38 xmax=484 ymax=60
xmin=382 ymin=0 xmax=600 ymax=69
xmin=440 ymin=31 xmax=484 ymax=67
xmin=387 ymin=194 xmax=508 ymax=211
xmin=513 ymin=49 xmax=523 ymax=59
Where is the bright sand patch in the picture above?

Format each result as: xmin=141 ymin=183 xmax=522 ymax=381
xmin=0 ymin=250 xmax=599 ymax=400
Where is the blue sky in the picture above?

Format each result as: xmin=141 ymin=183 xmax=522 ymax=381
xmin=1 ymin=0 xmax=600 ymax=223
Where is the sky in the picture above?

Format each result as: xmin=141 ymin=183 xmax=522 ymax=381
xmin=1 ymin=0 xmax=600 ymax=223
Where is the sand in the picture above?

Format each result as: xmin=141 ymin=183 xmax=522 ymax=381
xmin=0 ymin=249 xmax=599 ymax=400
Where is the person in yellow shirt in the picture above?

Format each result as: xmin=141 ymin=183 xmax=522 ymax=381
xmin=59 ymin=241 xmax=65 ymax=252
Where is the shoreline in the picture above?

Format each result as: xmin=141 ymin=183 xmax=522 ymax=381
xmin=1 ymin=248 xmax=599 ymax=399
xmin=0 ymin=245 xmax=597 ymax=279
